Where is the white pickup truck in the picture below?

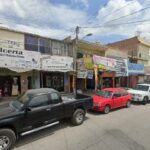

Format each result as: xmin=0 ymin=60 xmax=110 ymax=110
xmin=128 ymin=84 xmax=150 ymax=104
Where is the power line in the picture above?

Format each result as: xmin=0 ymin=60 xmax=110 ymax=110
xmin=101 ymin=1 xmax=135 ymax=19
xmin=82 ymin=19 xmax=150 ymax=28
xmin=104 ymin=5 xmax=150 ymax=24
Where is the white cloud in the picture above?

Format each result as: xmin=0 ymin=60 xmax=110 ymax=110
xmin=0 ymin=0 xmax=88 ymax=39
xmin=0 ymin=0 xmax=150 ymax=42
xmin=82 ymin=0 xmax=149 ymax=40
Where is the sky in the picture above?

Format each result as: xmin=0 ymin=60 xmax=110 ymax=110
xmin=0 ymin=0 xmax=150 ymax=44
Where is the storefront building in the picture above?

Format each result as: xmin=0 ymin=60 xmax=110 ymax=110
xmin=93 ymin=55 xmax=116 ymax=90
xmin=128 ymin=63 xmax=145 ymax=88
xmin=40 ymin=55 xmax=74 ymax=92
xmin=0 ymin=27 xmax=75 ymax=96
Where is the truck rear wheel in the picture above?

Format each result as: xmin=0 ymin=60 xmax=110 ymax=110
xmin=71 ymin=109 xmax=85 ymax=126
xmin=0 ymin=128 xmax=16 ymax=150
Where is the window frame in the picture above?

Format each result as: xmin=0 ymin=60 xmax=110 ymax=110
xmin=28 ymin=94 xmax=50 ymax=108
xmin=49 ymin=92 xmax=61 ymax=104
xmin=113 ymin=92 xmax=122 ymax=98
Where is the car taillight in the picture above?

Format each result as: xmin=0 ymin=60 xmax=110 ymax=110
xmin=94 ymin=102 xmax=101 ymax=107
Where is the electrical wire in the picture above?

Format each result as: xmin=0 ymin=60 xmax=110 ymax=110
xmin=82 ymin=19 xmax=150 ymax=28
xmin=104 ymin=5 xmax=150 ymax=24
xmin=101 ymin=0 xmax=135 ymax=19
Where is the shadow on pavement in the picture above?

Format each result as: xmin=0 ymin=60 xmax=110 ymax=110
xmin=15 ymin=117 xmax=90 ymax=148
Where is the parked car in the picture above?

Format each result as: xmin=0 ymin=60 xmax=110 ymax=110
xmin=0 ymin=88 xmax=93 ymax=150
xmin=128 ymin=84 xmax=150 ymax=104
xmin=92 ymin=88 xmax=132 ymax=114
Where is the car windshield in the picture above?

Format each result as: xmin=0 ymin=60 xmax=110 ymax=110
xmin=133 ymin=85 xmax=149 ymax=91
xmin=11 ymin=92 xmax=30 ymax=110
xmin=96 ymin=90 xmax=112 ymax=98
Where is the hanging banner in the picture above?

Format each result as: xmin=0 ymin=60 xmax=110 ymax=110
xmin=107 ymin=56 xmax=128 ymax=76
xmin=0 ymin=47 xmax=41 ymax=70
xmin=87 ymin=70 xmax=94 ymax=79
xmin=41 ymin=55 xmax=74 ymax=72
xmin=77 ymin=59 xmax=85 ymax=70
xmin=128 ymin=63 xmax=144 ymax=75
xmin=83 ymin=57 xmax=94 ymax=69
xmin=77 ymin=70 xmax=87 ymax=78
xmin=93 ymin=55 xmax=116 ymax=71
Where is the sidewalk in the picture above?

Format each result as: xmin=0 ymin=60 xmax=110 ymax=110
xmin=0 ymin=96 xmax=16 ymax=104
xmin=83 ymin=89 xmax=96 ymax=96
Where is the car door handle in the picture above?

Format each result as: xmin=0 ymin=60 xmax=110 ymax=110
xmin=46 ymin=108 xmax=51 ymax=111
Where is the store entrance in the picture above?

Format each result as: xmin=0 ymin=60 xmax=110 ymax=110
xmin=0 ymin=76 xmax=21 ymax=96
xmin=42 ymin=72 xmax=64 ymax=92
xmin=102 ymin=77 xmax=113 ymax=88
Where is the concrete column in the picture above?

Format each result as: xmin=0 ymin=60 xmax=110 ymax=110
xmin=32 ymin=70 xmax=40 ymax=89
xmin=64 ymin=73 xmax=69 ymax=93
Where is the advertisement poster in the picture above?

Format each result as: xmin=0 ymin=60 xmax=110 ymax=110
xmin=0 ymin=47 xmax=41 ymax=70
xmin=41 ymin=55 xmax=74 ymax=72
xmin=93 ymin=55 xmax=116 ymax=71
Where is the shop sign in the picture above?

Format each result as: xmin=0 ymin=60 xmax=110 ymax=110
xmin=0 ymin=39 xmax=23 ymax=49
xmin=128 ymin=63 xmax=144 ymax=75
xmin=83 ymin=58 xmax=94 ymax=69
xmin=0 ymin=47 xmax=41 ymax=70
xmin=41 ymin=55 xmax=74 ymax=72
xmin=145 ymin=66 xmax=150 ymax=75
xmin=93 ymin=55 xmax=116 ymax=71
xmin=87 ymin=70 xmax=94 ymax=79
xmin=77 ymin=70 xmax=87 ymax=78
xmin=108 ymin=56 xmax=128 ymax=77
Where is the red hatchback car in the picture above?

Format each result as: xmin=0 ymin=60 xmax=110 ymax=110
xmin=92 ymin=88 xmax=132 ymax=114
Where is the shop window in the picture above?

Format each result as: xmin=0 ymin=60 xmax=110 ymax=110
xmin=51 ymin=41 xmax=69 ymax=56
xmin=25 ymin=35 xmax=38 ymax=51
xmin=39 ymin=38 xmax=50 ymax=54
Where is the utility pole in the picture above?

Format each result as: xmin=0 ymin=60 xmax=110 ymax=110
xmin=73 ymin=26 xmax=80 ymax=97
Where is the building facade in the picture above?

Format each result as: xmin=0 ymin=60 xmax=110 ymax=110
xmin=0 ymin=27 xmax=75 ymax=96
xmin=76 ymin=40 xmax=106 ymax=91
xmin=107 ymin=36 xmax=148 ymax=87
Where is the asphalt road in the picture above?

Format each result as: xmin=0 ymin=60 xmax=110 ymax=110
xmin=14 ymin=103 xmax=150 ymax=150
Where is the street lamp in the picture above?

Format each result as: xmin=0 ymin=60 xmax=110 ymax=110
xmin=82 ymin=33 xmax=93 ymax=39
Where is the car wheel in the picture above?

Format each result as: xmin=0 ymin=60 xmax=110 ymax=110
xmin=126 ymin=101 xmax=131 ymax=108
xmin=143 ymin=97 xmax=148 ymax=105
xmin=0 ymin=128 xmax=16 ymax=150
xmin=71 ymin=109 xmax=85 ymax=126
xmin=103 ymin=105 xmax=110 ymax=114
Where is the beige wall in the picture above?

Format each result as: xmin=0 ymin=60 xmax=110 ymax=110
xmin=105 ymin=48 xmax=128 ymax=58
xmin=0 ymin=29 xmax=24 ymax=49
xmin=138 ymin=44 xmax=150 ymax=66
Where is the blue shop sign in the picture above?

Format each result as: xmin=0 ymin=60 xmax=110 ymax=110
xmin=128 ymin=63 xmax=144 ymax=75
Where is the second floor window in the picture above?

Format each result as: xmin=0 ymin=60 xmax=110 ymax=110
xmin=25 ymin=35 xmax=38 ymax=51
xmin=39 ymin=38 xmax=50 ymax=54
xmin=51 ymin=41 xmax=69 ymax=56
xmin=25 ymin=34 xmax=50 ymax=53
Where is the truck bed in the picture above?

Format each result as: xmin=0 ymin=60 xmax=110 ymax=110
xmin=61 ymin=93 xmax=91 ymax=103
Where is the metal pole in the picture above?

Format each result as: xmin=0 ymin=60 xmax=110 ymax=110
xmin=73 ymin=26 xmax=80 ymax=97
